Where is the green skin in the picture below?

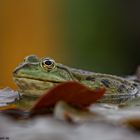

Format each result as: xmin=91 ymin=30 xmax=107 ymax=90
xmin=13 ymin=55 xmax=139 ymax=103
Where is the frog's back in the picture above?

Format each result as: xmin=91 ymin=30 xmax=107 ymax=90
xmin=70 ymin=68 xmax=139 ymax=103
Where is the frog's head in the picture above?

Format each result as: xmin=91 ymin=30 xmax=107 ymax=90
xmin=13 ymin=55 xmax=75 ymax=96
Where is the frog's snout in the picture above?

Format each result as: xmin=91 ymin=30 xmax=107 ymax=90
xmin=13 ymin=63 xmax=31 ymax=76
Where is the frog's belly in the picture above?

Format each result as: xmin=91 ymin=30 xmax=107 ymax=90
xmin=98 ymin=93 xmax=137 ymax=104
xmin=14 ymin=77 xmax=58 ymax=96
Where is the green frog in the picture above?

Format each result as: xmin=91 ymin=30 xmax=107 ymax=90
xmin=13 ymin=55 xmax=139 ymax=104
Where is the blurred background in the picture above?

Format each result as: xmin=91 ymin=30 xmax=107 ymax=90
xmin=0 ymin=0 xmax=140 ymax=88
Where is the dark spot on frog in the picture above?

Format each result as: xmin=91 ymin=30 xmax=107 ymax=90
xmin=101 ymin=79 xmax=110 ymax=88
xmin=86 ymin=76 xmax=95 ymax=81
xmin=132 ymin=82 xmax=139 ymax=87
xmin=117 ymin=84 xmax=126 ymax=92
xmin=130 ymin=85 xmax=135 ymax=91
xmin=122 ymin=80 xmax=130 ymax=86
xmin=133 ymin=79 xmax=140 ymax=86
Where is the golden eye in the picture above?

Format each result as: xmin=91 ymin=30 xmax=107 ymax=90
xmin=41 ymin=58 xmax=55 ymax=71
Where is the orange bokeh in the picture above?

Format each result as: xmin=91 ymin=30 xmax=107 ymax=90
xmin=0 ymin=0 xmax=66 ymax=88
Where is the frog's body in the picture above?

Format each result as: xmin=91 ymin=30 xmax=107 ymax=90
xmin=13 ymin=55 xmax=139 ymax=103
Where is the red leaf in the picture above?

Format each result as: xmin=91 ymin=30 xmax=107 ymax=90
xmin=31 ymin=81 xmax=106 ymax=112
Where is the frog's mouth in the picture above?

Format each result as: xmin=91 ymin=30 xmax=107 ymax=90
xmin=14 ymin=76 xmax=64 ymax=83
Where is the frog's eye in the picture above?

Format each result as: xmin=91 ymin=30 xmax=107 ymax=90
xmin=41 ymin=58 xmax=56 ymax=71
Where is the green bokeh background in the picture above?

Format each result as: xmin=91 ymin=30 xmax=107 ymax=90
xmin=50 ymin=0 xmax=140 ymax=76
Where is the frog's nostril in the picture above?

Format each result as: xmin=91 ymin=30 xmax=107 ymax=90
xmin=13 ymin=69 xmax=18 ymax=75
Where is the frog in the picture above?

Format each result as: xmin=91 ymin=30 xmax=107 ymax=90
xmin=13 ymin=55 xmax=139 ymax=104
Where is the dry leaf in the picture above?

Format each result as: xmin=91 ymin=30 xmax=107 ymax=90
xmin=31 ymin=81 xmax=105 ymax=114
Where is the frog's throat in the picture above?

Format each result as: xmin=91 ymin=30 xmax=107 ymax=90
xmin=13 ymin=77 xmax=62 ymax=96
